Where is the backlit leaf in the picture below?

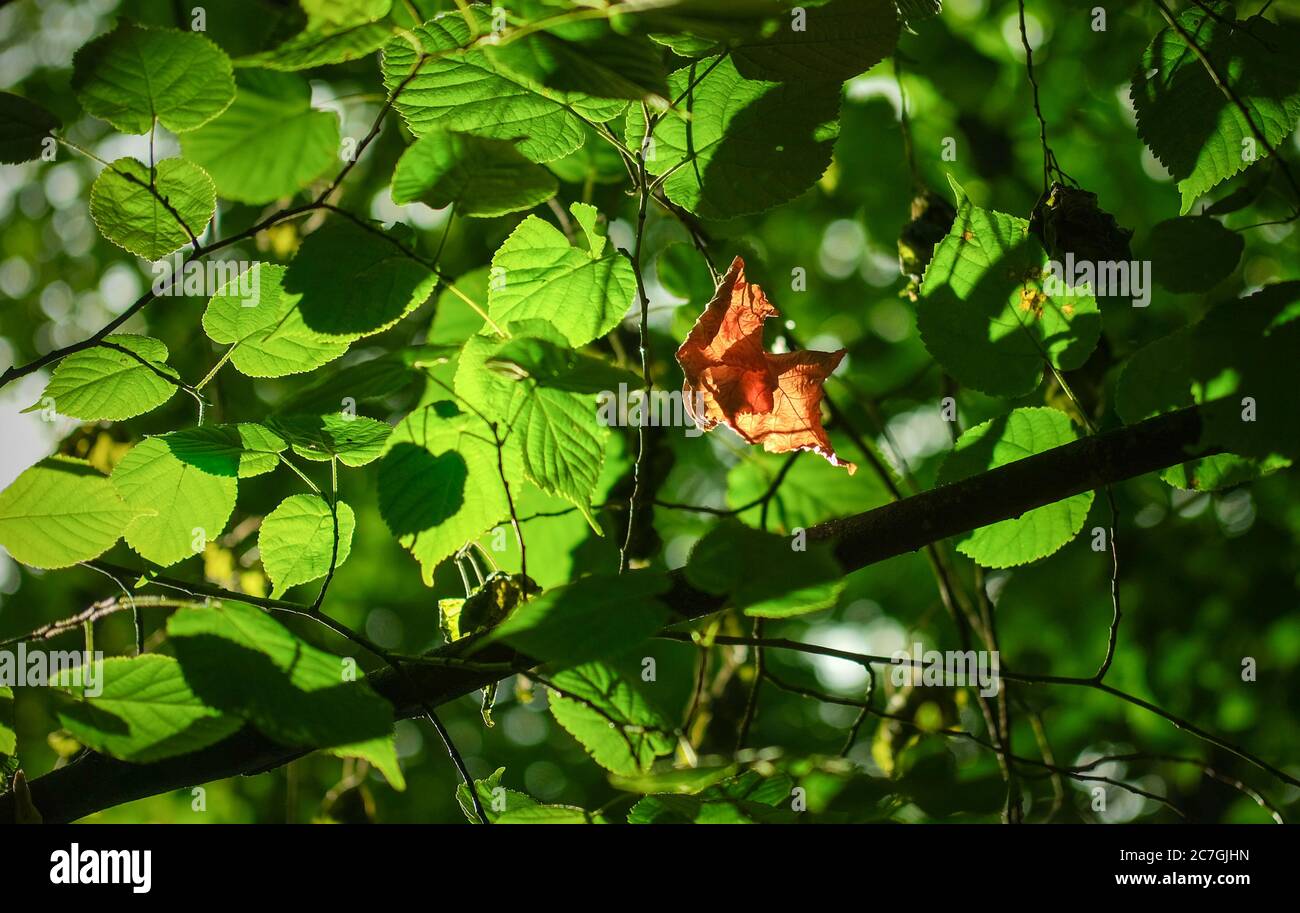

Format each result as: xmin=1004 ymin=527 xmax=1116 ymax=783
xmin=180 ymin=69 xmax=340 ymax=204
xmin=72 ymin=20 xmax=235 ymax=134
xmin=482 ymin=570 xmax=670 ymax=667
xmin=112 ymin=437 xmax=237 ymax=567
xmin=380 ymin=8 xmax=624 ymax=164
xmin=164 ymin=423 xmax=288 ymax=478
xmin=377 ymin=401 xmax=520 ymax=584
xmin=90 ymin=157 xmax=215 ymax=259
xmin=54 ymin=655 xmax=243 ymax=763
xmin=918 ymin=180 xmax=1101 ymax=397
xmin=259 ymin=493 xmax=355 ymax=597
xmin=685 ymin=521 xmax=843 ymax=618
xmin=938 ymin=407 xmax=1093 ymax=568
xmin=167 ymin=600 xmax=403 ymax=788
xmin=0 ymin=457 xmax=136 ymax=569
xmin=391 ymin=128 xmax=557 ymax=217
xmin=269 ymin=413 xmax=391 ymax=466
xmin=285 ymin=220 xmax=438 ymax=337
xmin=203 ymin=262 xmax=350 ymax=378
xmin=457 ymin=327 xmax=608 ymax=524
xmin=677 ymin=257 xmax=855 ymax=471
xmin=546 ymin=662 xmax=677 ymax=777
xmin=626 ymin=55 xmax=842 ymax=218
xmin=30 ymin=335 xmax=178 ymax=421
xmin=1131 ymin=3 xmax=1300 ymax=213
xmin=489 ymin=202 xmax=635 ymax=347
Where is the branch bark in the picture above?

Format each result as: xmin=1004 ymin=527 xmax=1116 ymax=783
xmin=1 ymin=404 xmax=1214 ymax=823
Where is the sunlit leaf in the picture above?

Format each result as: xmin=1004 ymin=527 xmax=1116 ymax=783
xmin=0 ymin=457 xmax=136 ymax=569
xmin=30 ymin=335 xmax=178 ymax=421
xmin=112 ymin=437 xmax=237 ymax=567
xmin=181 ymin=69 xmax=340 ymax=204
xmin=72 ymin=20 xmax=235 ymax=133
xmin=90 ymin=157 xmax=215 ymax=259
xmin=938 ymin=407 xmax=1093 ymax=568
xmin=54 ymin=655 xmax=243 ymax=763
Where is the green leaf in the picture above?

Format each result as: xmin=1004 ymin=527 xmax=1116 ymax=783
xmin=468 ymin=463 xmax=624 ymax=591
xmin=657 ymin=241 xmax=716 ymax=303
xmin=164 ymin=423 xmax=288 ymax=478
xmin=456 ymin=767 xmax=604 ymax=824
xmin=302 ymin=0 xmax=391 ymax=27
xmin=626 ymin=55 xmax=842 ymax=218
xmin=1159 ymin=451 xmax=1288 ymax=491
xmin=53 ymin=655 xmax=243 ymax=763
xmin=391 ymin=129 xmax=557 ymax=217
xmin=457 ymin=329 xmax=608 ymax=525
xmin=0 ymin=686 xmax=15 ymax=761
xmin=1115 ymin=328 xmax=1194 ymax=426
xmin=546 ymin=662 xmax=677 ymax=777
xmin=428 ymin=266 xmax=491 ymax=346
xmin=1145 ymin=216 xmax=1243 ymax=293
xmin=380 ymin=9 xmax=623 ymax=164
xmin=274 ymin=348 xmax=433 ymax=415
xmin=284 ymin=220 xmax=438 ymax=337
xmin=269 ymin=413 xmax=391 ymax=466
xmin=30 ymin=334 xmax=178 ymax=421
xmin=112 ymin=437 xmax=238 ymax=567
xmin=627 ymin=770 xmax=795 ymax=824
xmin=727 ymin=448 xmax=893 ymax=532
xmin=897 ymin=0 xmax=943 ymax=30
xmin=486 ymin=12 xmax=668 ymax=102
xmin=1131 ymin=3 xmax=1300 ymax=213
xmin=0 ymin=92 xmax=60 ymax=164
xmin=0 ymin=457 xmax=136 ymax=569
xmin=685 ymin=521 xmax=843 ymax=618
xmin=545 ymin=123 xmax=629 ymax=186
xmin=239 ymin=19 xmax=393 ymax=71
xmin=326 ymin=733 xmax=405 ymax=792
xmin=441 ymin=571 xmax=539 ymax=641
xmin=378 ymin=402 xmax=521 ymax=585
xmin=259 ymin=494 xmax=356 ymax=597
xmin=729 ymin=0 xmax=898 ymax=83
xmin=1116 ymin=327 xmax=1289 ymax=490
xmin=90 ymin=157 xmax=216 ymax=259
xmin=495 ymin=803 xmax=604 ymax=824
xmin=608 ymin=763 xmax=736 ymax=796
xmin=1190 ymin=281 xmax=1300 ymax=460
xmin=489 ymin=202 xmax=635 ymax=346
xmin=180 ymin=69 xmax=340 ymax=204
xmin=481 ymin=570 xmax=670 ymax=668
xmin=917 ymin=181 xmax=1101 ymax=397
xmin=167 ymin=600 xmax=403 ymax=788
xmin=72 ymin=20 xmax=235 ymax=134
xmin=610 ymin=0 xmax=787 ymax=43
xmin=203 ymin=262 xmax=350 ymax=378
xmin=484 ymin=336 xmax=641 ymax=393
xmin=510 ymin=390 xmax=607 ymax=524
xmin=937 ymin=407 xmax=1093 ymax=568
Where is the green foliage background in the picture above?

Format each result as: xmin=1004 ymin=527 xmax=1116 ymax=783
xmin=0 ymin=0 xmax=1298 ymax=823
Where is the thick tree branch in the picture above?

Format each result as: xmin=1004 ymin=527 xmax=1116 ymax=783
xmin=1 ymin=404 xmax=1219 ymax=822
